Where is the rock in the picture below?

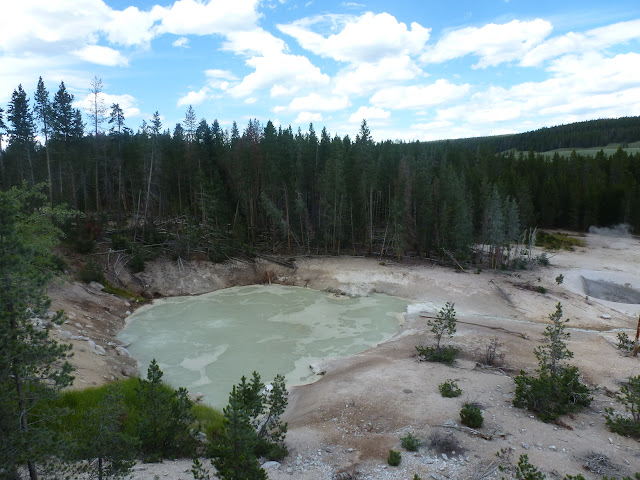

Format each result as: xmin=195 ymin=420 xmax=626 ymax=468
xmin=58 ymin=330 xmax=73 ymax=340
xmin=121 ymin=366 xmax=139 ymax=377
xmin=601 ymin=313 xmax=611 ymax=319
xmin=522 ymin=443 xmax=530 ymax=450
xmin=443 ymin=420 xmax=458 ymax=428
xmin=70 ymin=335 xmax=90 ymax=341
xmin=125 ymin=310 xmax=132 ymax=316
xmin=88 ymin=281 xmax=105 ymax=291
xmin=441 ymin=453 xmax=448 ymax=460
xmin=115 ymin=346 xmax=132 ymax=357
xmin=403 ymin=388 xmax=413 ymax=394
xmin=548 ymin=445 xmax=556 ymax=451
xmin=309 ymin=362 xmax=326 ymax=375
xmin=262 ymin=461 xmax=281 ymax=470
xmin=188 ymin=392 xmax=204 ymax=403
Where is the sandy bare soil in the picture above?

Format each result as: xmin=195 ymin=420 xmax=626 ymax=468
xmin=47 ymin=231 xmax=640 ymax=479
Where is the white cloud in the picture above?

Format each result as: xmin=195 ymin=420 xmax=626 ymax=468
xmin=229 ymin=51 xmax=329 ymax=98
xmin=205 ymin=69 xmax=237 ymax=80
xmin=172 ymin=37 xmax=189 ymax=48
xmin=72 ymin=45 xmax=128 ymax=66
xmin=74 ymin=92 xmax=142 ymax=120
xmin=279 ymin=12 xmax=430 ymax=64
xmin=521 ymin=19 xmax=640 ymax=66
xmin=370 ymin=79 xmax=471 ymax=110
xmin=333 ymin=55 xmax=423 ymax=96
xmin=274 ymin=93 xmax=350 ymax=113
xmin=431 ymin=52 xmax=640 ymax=137
xmin=222 ymin=28 xmax=285 ymax=56
xmin=348 ymin=106 xmax=390 ymax=123
xmin=421 ymin=19 xmax=553 ymax=68
xmin=245 ymin=97 xmax=257 ymax=104
xmin=294 ymin=112 xmax=323 ymax=124
xmin=104 ymin=6 xmax=160 ymax=46
xmin=177 ymin=87 xmax=210 ymax=107
xmin=154 ymin=0 xmax=260 ymax=36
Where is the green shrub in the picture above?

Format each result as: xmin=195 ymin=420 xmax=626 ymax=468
xmin=102 ymin=282 xmax=146 ymax=303
xmin=513 ymin=453 xmax=545 ymax=480
xmin=400 ymin=433 xmax=421 ymax=452
xmin=438 ymin=379 xmax=462 ymax=398
xmin=512 ymin=303 xmax=591 ymax=422
xmin=605 ymin=375 xmax=640 ymax=438
xmin=415 ymin=345 xmax=459 ymax=365
xmin=535 ymin=253 xmax=550 ymax=266
xmin=79 ymin=259 xmax=105 ymax=284
xmin=616 ymin=332 xmax=634 ymax=352
xmin=555 ymin=274 xmax=564 ymax=285
xmin=535 ymin=231 xmax=585 ymax=250
xmin=460 ymin=404 xmax=483 ymax=428
xmin=111 ymin=234 xmax=130 ymax=251
xmin=51 ymin=254 xmax=68 ymax=273
xmin=387 ymin=450 xmax=401 ymax=466
xmin=536 ymin=286 xmax=547 ymax=294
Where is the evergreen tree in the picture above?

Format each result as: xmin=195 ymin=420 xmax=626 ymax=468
xmin=7 ymin=85 xmax=36 ymax=185
xmin=136 ymin=359 xmax=195 ymax=459
xmin=0 ymin=183 xmax=74 ymax=480
xmin=33 ymin=78 xmax=54 ymax=202
xmin=74 ymin=385 xmax=138 ymax=480
xmin=211 ymin=386 xmax=268 ymax=480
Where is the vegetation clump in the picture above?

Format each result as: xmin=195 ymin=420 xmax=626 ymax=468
xmin=79 ymin=258 xmax=105 ymax=284
xmin=438 ymin=379 xmax=462 ymax=398
xmin=400 ymin=432 xmax=421 ymax=451
xmin=387 ymin=450 xmax=401 ymax=466
xmin=616 ymin=332 xmax=635 ymax=352
xmin=416 ymin=302 xmax=459 ymax=365
xmin=513 ymin=303 xmax=591 ymax=422
xmin=535 ymin=230 xmax=585 ymax=251
xmin=605 ymin=375 xmax=640 ymax=438
xmin=460 ymin=403 xmax=483 ymax=428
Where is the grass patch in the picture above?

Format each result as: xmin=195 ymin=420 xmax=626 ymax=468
xmin=102 ymin=281 xmax=147 ymax=303
xmin=416 ymin=345 xmax=459 ymax=365
xmin=50 ymin=378 xmax=223 ymax=441
xmin=535 ymin=230 xmax=585 ymax=251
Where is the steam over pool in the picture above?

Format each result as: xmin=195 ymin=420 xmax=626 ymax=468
xmin=118 ymin=285 xmax=408 ymax=407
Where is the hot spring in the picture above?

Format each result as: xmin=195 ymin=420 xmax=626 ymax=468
xmin=117 ymin=285 xmax=408 ymax=407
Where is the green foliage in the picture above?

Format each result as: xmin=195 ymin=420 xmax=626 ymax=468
xmin=429 ymin=302 xmax=457 ymax=350
xmin=616 ymin=332 xmax=634 ymax=352
xmin=80 ymin=258 xmax=105 ymax=284
xmin=211 ymin=385 xmax=268 ymax=480
xmin=605 ymin=375 xmax=640 ymax=438
xmin=417 ymin=302 xmax=459 ymax=364
xmin=191 ymin=458 xmax=213 ymax=480
xmin=400 ymin=433 xmax=421 ymax=452
xmin=438 ymin=379 xmax=462 ymax=398
xmin=0 ymin=184 xmax=75 ymax=478
xmin=536 ymin=286 xmax=547 ymax=294
xmin=387 ymin=450 xmax=401 ymax=466
xmin=71 ymin=385 xmax=139 ymax=479
xmin=202 ymin=372 xmax=289 ymax=480
xmin=513 ymin=303 xmax=591 ymax=421
xmin=555 ymin=274 xmax=564 ymax=285
xmin=535 ymin=253 xmax=550 ymax=266
xmin=137 ymin=359 xmax=196 ymax=459
xmin=512 ymin=454 xmax=545 ymax=480
xmin=535 ymin=231 xmax=585 ymax=250
xmin=415 ymin=345 xmax=459 ymax=365
xmin=111 ymin=234 xmax=130 ymax=251
xmin=102 ymin=281 xmax=146 ymax=302
xmin=65 ymin=216 xmax=100 ymax=253
xmin=460 ymin=404 xmax=483 ymax=428
xmin=413 ymin=475 xmax=422 ymax=480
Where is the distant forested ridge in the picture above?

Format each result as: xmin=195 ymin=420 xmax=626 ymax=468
xmin=429 ymin=116 xmax=640 ymax=152
xmin=1 ymin=78 xmax=639 ymax=260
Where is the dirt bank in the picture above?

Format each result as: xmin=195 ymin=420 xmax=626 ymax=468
xmin=48 ymin=232 xmax=640 ymax=478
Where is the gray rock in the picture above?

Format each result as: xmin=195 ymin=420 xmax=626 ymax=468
xmin=88 ymin=281 xmax=105 ymax=291
xmin=115 ymin=346 xmax=132 ymax=357
xmin=188 ymin=392 xmax=204 ymax=403
xmin=93 ymin=345 xmax=106 ymax=356
xmin=262 ymin=461 xmax=281 ymax=470
xmin=58 ymin=330 xmax=73 ymax=340
xmin=522 ymin=443 xmax=530 ymax=450
xmin=121 ymin=366 xmax=139 ymax=377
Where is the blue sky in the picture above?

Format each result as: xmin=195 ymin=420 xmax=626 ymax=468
xmin=2 ymin=0 xmax=640 ymax=141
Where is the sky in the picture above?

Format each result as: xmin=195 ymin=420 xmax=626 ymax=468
xmin=2 ymin=0 xmax=640 ymax=142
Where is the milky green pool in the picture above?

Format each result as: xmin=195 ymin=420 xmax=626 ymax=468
xmin=118 ymin=285 xmax=408 ymax=407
